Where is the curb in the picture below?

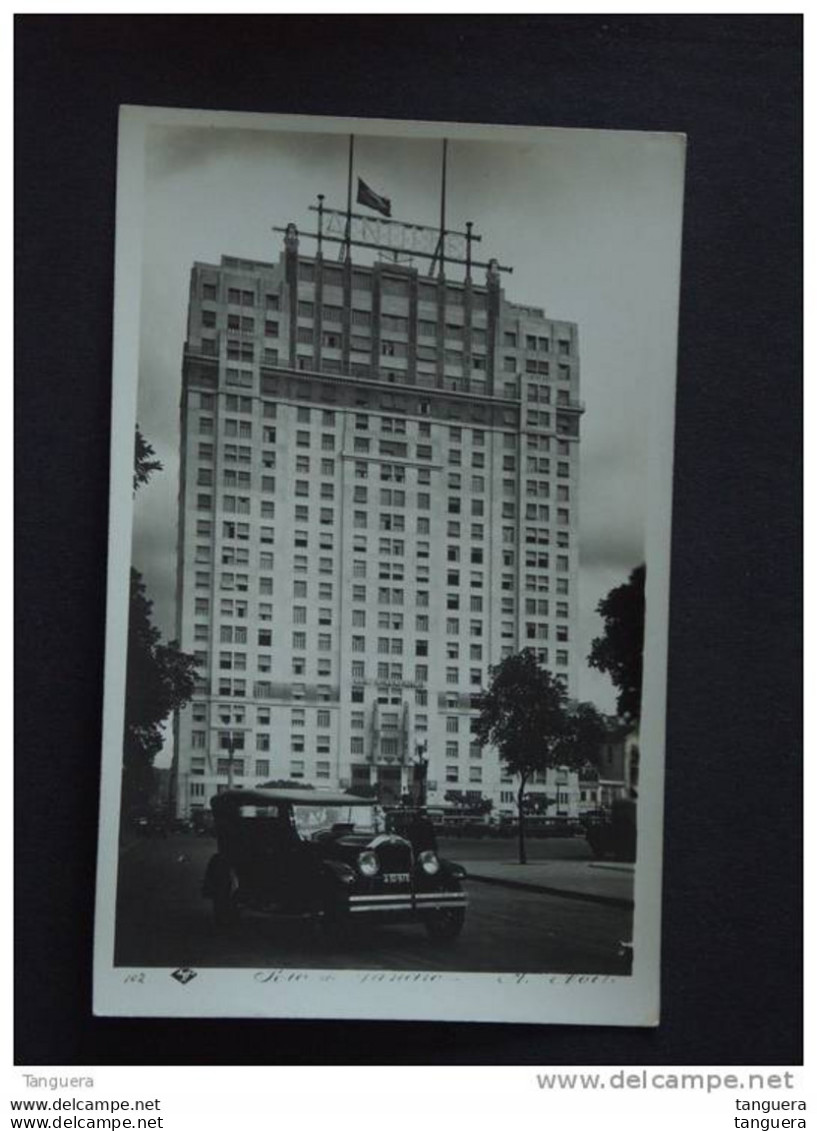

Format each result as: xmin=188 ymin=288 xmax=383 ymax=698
xmin=466 ymin=871 xmax=634 ymax=910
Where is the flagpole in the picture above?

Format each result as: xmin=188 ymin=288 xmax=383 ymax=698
xmin=345 ymin=134 xmax=355 ymax=262
xmin=439 ymin=138 xmax=448 ymax=279
xmin=428 ymin=138 xmax=448 ymax=278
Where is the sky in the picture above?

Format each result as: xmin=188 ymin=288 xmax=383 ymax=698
xmin=130 ymin=115 xmax=684 ymax=726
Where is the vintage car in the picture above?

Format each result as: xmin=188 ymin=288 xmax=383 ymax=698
xmin=202 ymin=787 xmax=468 ymax=940
xmin=585 ymin=798 xmax=637 ymax=862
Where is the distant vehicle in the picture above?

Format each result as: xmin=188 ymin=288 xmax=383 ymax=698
xmin=191 ymin=810 xmax=215 ymax=837
xmin=585 ymin=799 xmax=637 ymax=862
xmin=419 ymin=806 xmax=495 ymax=839
xmin=134 ymin=815 xmax=168 ymax=838
xmin=495 ymin=815 xmax=583 ymax=838
xmin=202 ymin=787 xmax=468 ymax=940
xmin=384 ymin=807 xmax=439 ymax=851
xmin=579 ymin=808 xmax=607 ymax=828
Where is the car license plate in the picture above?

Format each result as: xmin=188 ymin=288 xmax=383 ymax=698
xmin=383 ymin=872 xmax=410 ymax=885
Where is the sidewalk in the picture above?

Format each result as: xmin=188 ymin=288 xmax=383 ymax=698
xmin=461 ymin=857 xmax=634 ymax=908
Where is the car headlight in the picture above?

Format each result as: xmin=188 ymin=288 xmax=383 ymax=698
xmin=357 ymin=850 xmax=380 ymax=877
xmin=419 ymin=850 xmax=440 ymax=875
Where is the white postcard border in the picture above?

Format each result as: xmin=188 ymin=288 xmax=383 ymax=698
xmin=94 ymin=105 xmax=685 ymax=1026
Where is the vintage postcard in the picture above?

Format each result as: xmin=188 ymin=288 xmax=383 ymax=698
xmin=94 ymin=106 xmax=684 ymax=1024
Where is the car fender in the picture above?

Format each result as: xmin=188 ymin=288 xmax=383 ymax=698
xmin=320 ymin=859 xmax=356 ymax=886
xmin=202 ymin=852 xmax=233 ymax=898
xmin=439 ymin=858 xmax=467 ymax=882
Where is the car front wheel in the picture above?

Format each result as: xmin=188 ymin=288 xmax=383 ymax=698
xmin=211 ymin=872 xmax=240 ymax=928
xmin=320 ymin=901 xmax=352 ymax=942
xmin=424 ymin=906 xmax=465 ymax=942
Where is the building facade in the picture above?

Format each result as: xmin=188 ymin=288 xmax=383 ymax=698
xmin=597 ymin=727 xmax=640 ymax=807
xmin=171 ymin=223 xmax=582 ymax=819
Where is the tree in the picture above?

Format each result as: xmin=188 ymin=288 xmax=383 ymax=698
xmin=588 ymin=565 xmax=646 ymax=721
xmin=472 ymin=649 xmax=569 ymax=864
xmin=133 ymin=425 xmax=162 ymax=493
xmin=123 ymin=569 xmax=197 ymax=818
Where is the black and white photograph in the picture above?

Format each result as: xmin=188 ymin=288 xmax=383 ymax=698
xmin=93 ymin=107 xmax=684 ymax=1025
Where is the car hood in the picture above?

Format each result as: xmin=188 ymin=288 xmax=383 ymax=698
xmin=315 ymin=832 xmax=413 ymax=864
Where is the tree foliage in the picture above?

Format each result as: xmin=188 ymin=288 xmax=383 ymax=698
xmin=473 ymin=650 xmax=611 ymax=862
xmin=553 ymin=700 xmax=610 ymax=768
xmin=133 ymin=425 xmax=163 ymax=494
xmin=472 ymin=650 xmax=569 ymax=774
xmin=588 ymin=564 xmax=646 ymax=721
xmin=124 ymin=426 xmax=194 ymax=819
xmin=472 ymin=650 xmax=569 ymax=862
xmin=123 ymin=569 xmax=198 ymax=815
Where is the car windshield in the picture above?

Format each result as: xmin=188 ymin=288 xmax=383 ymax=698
xmin=292 ymin=803 xmax=383 ymax=838
xmin=237 ymin=805 xmax=281 ymax=818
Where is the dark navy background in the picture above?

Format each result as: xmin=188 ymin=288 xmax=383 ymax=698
xmin=14 ymin=15 xmax=802 ymax=1065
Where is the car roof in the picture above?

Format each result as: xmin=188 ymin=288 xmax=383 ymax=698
xmin=211 ymin=787 xmax=376 ymax=812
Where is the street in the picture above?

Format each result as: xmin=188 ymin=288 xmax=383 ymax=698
xmin=115 ymin=834 xmax=632 ymax=975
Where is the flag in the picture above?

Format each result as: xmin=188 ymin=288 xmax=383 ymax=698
xmin=357 ymin=177 xmax=391 ymax=217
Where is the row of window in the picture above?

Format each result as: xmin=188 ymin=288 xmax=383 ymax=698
xmin=195 ymin=570 xmax=571 ymax=605
xmin=191 ymin=384 xmax=572 ymax=463
xmin=208 ymin=669 xmax=572 ymax=702
xmin=196 ymin=642 xmax=569 ymax=677
xmin=191 ymin=702 xmax=468 ymax=731
xmin=189 ymin=758 xmax=329 ymax=782
xmin=201 ymin=449 xmax=561 ymax=489
xmin=345 ymin=661 xmax=485 ymax=686
xmin=206 ymin=282 xmax=571 ymax=353
xmin=194 ymin=622 xmax=568 ymax=663
xmin=295 ymin=311 xmax=492 ymax=341
xmin=195 ymin=394 xmax=575 ymax=456
xmin=198 ymin=517 xmax=571 ymax=562
xmin=347 ymin=586 xmax=520 ymax=609
xmin=288 ymin=330 xmax=492 ymax=366
xmin=196 ymin=547 xmax=276 ymax=569
xmin=189 ymin=394 xmax=524 ymax=450
xmin=201 ymin=452 xmax=571 ymax=493
xmin=198 ymin=339 xmax=562 ymax=388
xmin=192 ymin=701 xmax=478 ymax=729
xmin=198 ymin=522 xmax=570 ymax=560
xmin=525 ymin=624 xmax=570 ymax=641
xmin=197 ymin=763 xmax=511 ymax=787
xmin=190 ymin=760 xmax=497 ymax=787
xmin=191 ymin=701 xmax=585 ymax=742
xmin=197 ymin=606 xmax=557 ymax=636
xmin=207 ymin=490 xmax=527 ymax=520
xmin=192 ymin=566 xmax=570 ymax=619
xmin=216 ymin=333 xmax=571 ymax=377
xmin=200 ymin=414 xmax=575 ymax=462
xmin=199 ymin=419 xmax=527 ymax=461
xmin=445 ymin=766 xmax=486 ymax=784
xmin=287 ymin=360 xmax=496 ymax=386
xmin=295 ymin=272 xmax=490 ymax=305
xmin=211 ymin=268 xmax=519 ymax=311
xmin=195 ymin=392 xmax=577 ymax=454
